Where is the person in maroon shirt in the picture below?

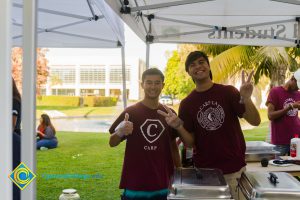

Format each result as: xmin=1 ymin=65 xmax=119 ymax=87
xmin=109 ymin=68 xmax=180 ymax=200
xmin=266 ymin=69 xmax=300 ymax=156
xmin=158 ymin=51 xmax=260 ymax=200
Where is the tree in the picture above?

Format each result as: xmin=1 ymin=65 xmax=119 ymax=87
xmin=11 ymin=47 xmax=23 ymax=90
xmin=163 ymin=51 xmax=195 ymax=99
xmin=186 ymin=44 xmax=299 ymax=87
xmin=12 ymin=48 xmax=49 ymax=95
xmin=163 ymin=44 xmax=300 ymax=106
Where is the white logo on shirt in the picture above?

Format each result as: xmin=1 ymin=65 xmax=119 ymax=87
xmin=197 ymin=101 xmax=225 ymax=131
xmin=284 ymin=98 xmax=297 ymax=116
xmin=140 ymin=119 xmax=165 ymax=143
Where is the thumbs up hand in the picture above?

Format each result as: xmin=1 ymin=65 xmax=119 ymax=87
xmin=115 ymin=113 xmax=133 ymax=138
xmin=124 ymin=113 xmax=129 ymax=122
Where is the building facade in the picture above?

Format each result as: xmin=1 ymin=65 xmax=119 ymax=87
xmin=44 ymin=50 xmax=144 ymax=100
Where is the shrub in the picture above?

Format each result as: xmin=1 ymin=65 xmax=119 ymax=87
xmin=83 ymin=96 xmax=118 ymax=107
xmin=36 ymin=96 xmax=80 ymax=107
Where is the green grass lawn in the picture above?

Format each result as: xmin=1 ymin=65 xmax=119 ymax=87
xmin=36 ymin=108 xmax=270 ymax=199
xmin=37 ymin=132 xmax=124 ymax=200
xmin=243 ymin=121 xmax=269 ymax=141
xmin=37 ymin=121 xmax=269 ymax=200
xmin=242 ymin=109 xmax=269 ymax=141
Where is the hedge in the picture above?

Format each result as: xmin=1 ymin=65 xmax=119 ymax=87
xmin=37 ymin=96 xmax=118 ymax=107
xmin=36 ymin=96 xmax=80 ymax=107
xmin=83 ymin=96 xmax=118 ymax=107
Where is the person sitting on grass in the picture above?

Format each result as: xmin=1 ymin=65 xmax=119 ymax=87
xmin=37 ymin=114 xmax=58 ymax=150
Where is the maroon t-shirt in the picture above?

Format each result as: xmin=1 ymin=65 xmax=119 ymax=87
xmin=109 ymin=102 xmax=177 ymax=191
xmin=266 ymin=86 xmax=300 ymax=145
xmin=179 ymin=84 xmax=246 ymax=174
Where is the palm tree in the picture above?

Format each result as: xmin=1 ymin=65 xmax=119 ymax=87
xmin=183 ymin=44 xmax=299 ymax=87
xmin=176 ymin=44 xmax=299 ymax=107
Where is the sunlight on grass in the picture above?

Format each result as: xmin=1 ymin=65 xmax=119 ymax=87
xmin=242 ymin=109 xmax=269 ymax=141
xmin=37 ymin=132 xmax=124 ymax=200
xmin=243 ymin=122 xmax=269 ymax=141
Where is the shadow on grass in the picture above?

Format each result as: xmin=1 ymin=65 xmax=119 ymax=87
xmin=83 ymin=109 xmax=96 ymax=117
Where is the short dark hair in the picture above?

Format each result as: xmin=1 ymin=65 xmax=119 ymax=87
xmin=185 ymin=51 xmax=212 ymax=80
xmin=142 ymin=68 xmax=164 ymax=83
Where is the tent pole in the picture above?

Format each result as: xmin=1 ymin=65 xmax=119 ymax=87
xmin=146 ymin=42 xmax=150 ymax=69
xmin=121 ymin=45 xmax=127 ymax=109
xmin=22 ymin=0 xmax=37 ymax=199
xmin=298 ymin=18 xmax=300 ymax=47
xmin=0 ymin=0 xmax=12 ymax=199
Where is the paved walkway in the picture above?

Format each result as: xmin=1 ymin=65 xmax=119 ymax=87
xmin=43 ymin=110 xmax=67 ymax=118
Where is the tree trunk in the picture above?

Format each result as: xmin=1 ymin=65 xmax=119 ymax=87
xmin=269 ymin=64 xmax=287 ymax=89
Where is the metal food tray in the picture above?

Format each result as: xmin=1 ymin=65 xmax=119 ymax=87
xmin=245 ymin=150 xmax=280 ymax=162
xmin=246 ymin=141 xmax=275 ymax=151
xmin=238 ymin=171 xmax=300 ymax=199
xmin=168 ymin=168 xmax=232 ymax=200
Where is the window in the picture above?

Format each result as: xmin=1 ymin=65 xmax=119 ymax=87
xmin=80 ymin=65 xmax=105 ymax=84
xmin=80 ymin=89 xmax=105 ymax=96
xmin=109 ymin=66 xmax=130 ymax=83
xmin=110 ymin=89 xmax=121 ymax=97
xmin=40 ymin=89 xmax=46 ymax=96
xmin=52 ymin=89 xmax=75 ymax=96
xmin=50 ymin=66 xmax=75 ymax=84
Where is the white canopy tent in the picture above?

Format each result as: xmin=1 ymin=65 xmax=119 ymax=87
xmin=105 ymin=0 xmax=300 ymax=67
xmin=0 ymin=0 xmax=125 ymax=199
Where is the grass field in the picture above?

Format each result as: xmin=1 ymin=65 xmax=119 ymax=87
xmin=37 ymin=132 xmax=124 ymax=200
xmin=243 ymin=121 xmax=269 ymax=141
xmin=37 ymin=120 xmax=269 ymax=200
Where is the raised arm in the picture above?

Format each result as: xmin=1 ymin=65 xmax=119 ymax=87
xmin=240 ymin=70 xmax=261 ymax=126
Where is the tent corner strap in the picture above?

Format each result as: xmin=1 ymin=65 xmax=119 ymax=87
xmin=146 ymin=35 xmax=154 ymax=43
xmin=120 ymin=0 xmax=131 ymax=14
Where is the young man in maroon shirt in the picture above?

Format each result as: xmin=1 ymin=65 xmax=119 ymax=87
xmin=158 ymin=51 xmax=261 ymax=199
xmin=266 ymin=69 xmax=300 ymax=156
xmin=109 ymin=68 xmax=180 ymax=200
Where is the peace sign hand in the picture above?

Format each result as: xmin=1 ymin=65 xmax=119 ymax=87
xmin=240 ymin=70 xmax=254 ymax=100
xmin=157 ymin=105 xmax=183 ymax=129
